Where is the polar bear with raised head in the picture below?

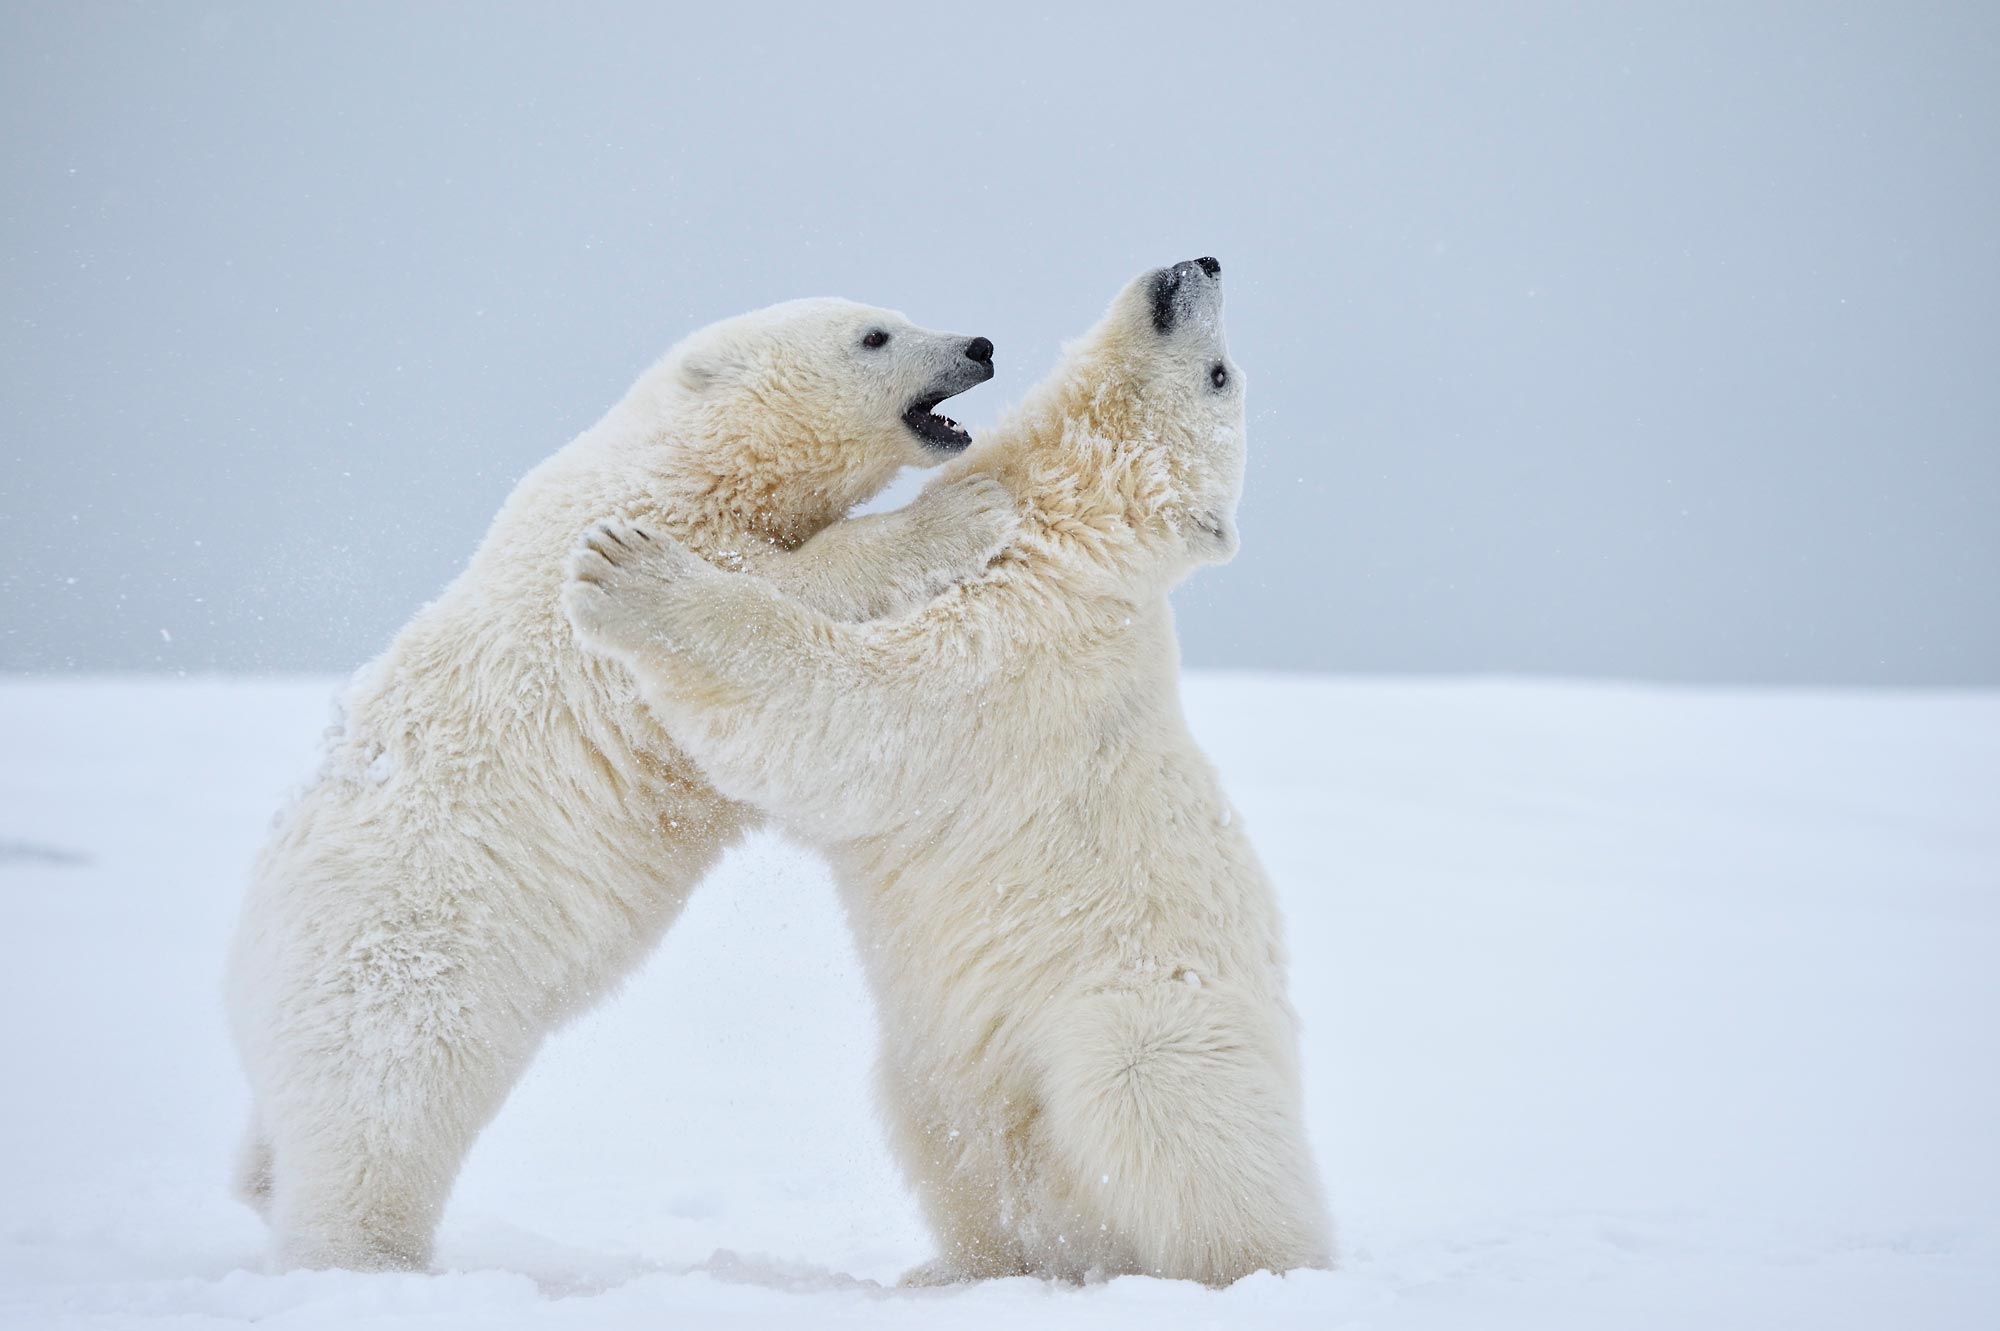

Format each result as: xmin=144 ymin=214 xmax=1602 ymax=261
xmin=225 ymin=297 xmax=1014 ymax=1271
xmin=564 ymin=260 xmax=1334 ymax=1286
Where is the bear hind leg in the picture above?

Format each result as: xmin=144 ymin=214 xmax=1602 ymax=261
xmin=1036 ymin=985 xmax=1333 ymax=1285
xmin=259 ymin=1003 xmax=530 ymax=1270
xmin=233 ymin=1113 xmax=274 ymax=1218
xmin=879 ymin=1062 xmax=1029 ymax=1285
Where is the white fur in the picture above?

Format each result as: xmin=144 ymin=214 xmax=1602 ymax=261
xmin=225 ymin=298 xmax=1015 ymax=1271
xmin=565 ymin=263 xmax=1333 ymax=1286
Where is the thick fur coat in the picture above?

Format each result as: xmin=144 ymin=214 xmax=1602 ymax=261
xmin=226 ymin=298 xmax=1013 ymax=1270
xmin=566 ymin=262 xmax=1334 ymax=1286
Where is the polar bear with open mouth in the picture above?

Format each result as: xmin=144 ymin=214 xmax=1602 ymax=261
xmin=227 ymin=297 xmax=1014 ymax=1270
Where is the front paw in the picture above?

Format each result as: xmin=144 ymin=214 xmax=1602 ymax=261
xmin=561 ymin=520 xmax=702 ymax=653
xmin=906 ymin=474 xmax=1019 ymax=581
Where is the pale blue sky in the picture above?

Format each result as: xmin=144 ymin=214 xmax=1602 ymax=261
xmin=4 ymin=2 xmax=1995 ymax=683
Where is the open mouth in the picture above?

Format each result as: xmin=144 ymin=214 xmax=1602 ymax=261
xmin=902 ymin=393 xmax=975 ymax=451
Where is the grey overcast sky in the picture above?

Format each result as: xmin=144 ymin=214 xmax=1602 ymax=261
xmin=3 ymin=2 xmax=1996 ymax=684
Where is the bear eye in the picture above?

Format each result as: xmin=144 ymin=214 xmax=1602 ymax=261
xmin=1210 ymin=362 xmax=1229 ymax=390
xmin=862 ymin=329 xmax=891 ymax=349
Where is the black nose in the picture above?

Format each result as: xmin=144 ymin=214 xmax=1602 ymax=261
xmin=1194 ymin=256 xmax=1221 ymax=277
xmin=964 ymin=336 xmax=994 ymax=366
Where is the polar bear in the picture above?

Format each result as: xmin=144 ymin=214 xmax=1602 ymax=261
xmin=225 ymin=297 xmax=1015 ymax=1271
xmin=563 ymin=260 xmax=1334 ymax=1286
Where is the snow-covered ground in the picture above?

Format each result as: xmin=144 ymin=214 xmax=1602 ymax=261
xmin=1 ymin=674 xmax=1995 ymax=1329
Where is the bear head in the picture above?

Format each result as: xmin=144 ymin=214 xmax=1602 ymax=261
xmin=1001 ymin=258 xmax=1246 ymax=580
xmin=635 ymin=298 xmax=996 ymax=540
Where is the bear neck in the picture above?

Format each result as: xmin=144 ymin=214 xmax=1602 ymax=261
xmin=971 ymin=353 xmax=1188 ymax=588
xmin=647 ymin=417 xmax=898 ymax=553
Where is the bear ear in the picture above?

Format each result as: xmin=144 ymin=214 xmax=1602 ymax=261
xmin=676 ymin=334 xmax=754 ymax=394
xmin=677 ymin=352 xmax=725 ymax=394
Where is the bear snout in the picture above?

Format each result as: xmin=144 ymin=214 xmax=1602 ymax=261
xmin=1151 ymin=257 xmax=1224 ymax=334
